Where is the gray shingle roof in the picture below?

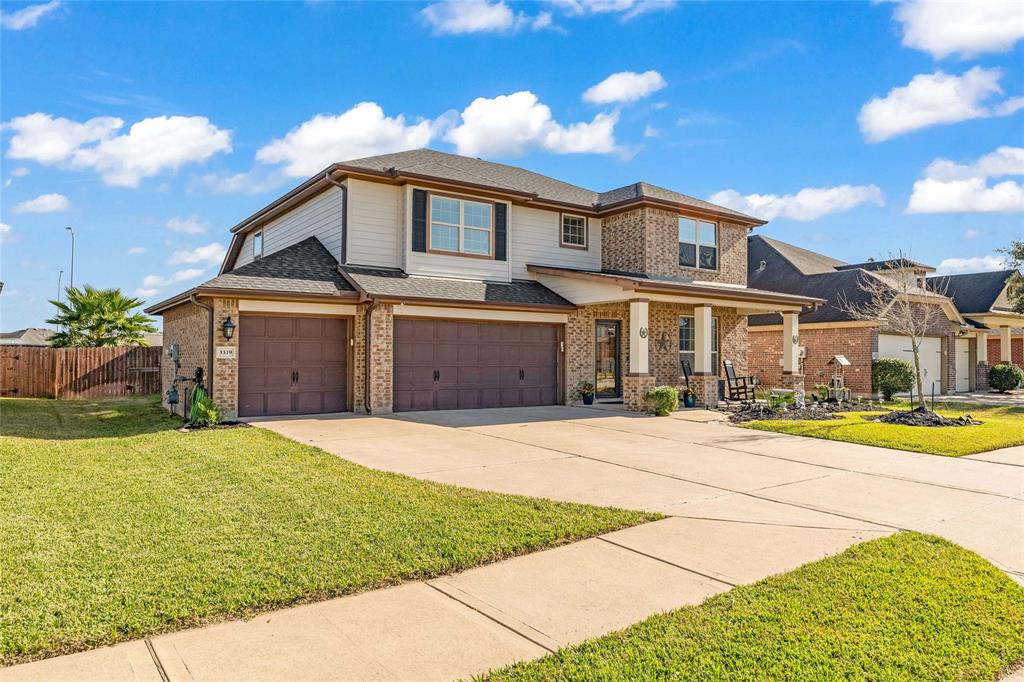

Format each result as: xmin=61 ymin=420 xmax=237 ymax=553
xmin=927 ymin=269 xmax=1015 ymax=314
xmin=0 ymin=328 xmax=55 ymax=346
xmin=340 ymin=265 xmax=573 ymax=308
xmin=836 ymin=257 xmax=934 ymax=273
xmin=750 ymin=235 xmax=847 ymax=275
xmin=200 ymin=237 xmax=355 ymax=296
xmin=340 ymin=149 xmax=761 ymax=222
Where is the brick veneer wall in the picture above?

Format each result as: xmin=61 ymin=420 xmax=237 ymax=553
xmin=160 ymin=301 xmax=209 ymax=416
xmin=600 ymin=207 xmax=748 ymax=285
xmin=366 ymin=303 xmax=394 ymax=413
xmin=212 ymin=298 xmax=239 ymax=417
xmin=566 ymin=302 xmax=630 ymax=401
xmin=748 ymin=325 xmax=874 ymax=396
xmin=987 ymin=336 xmax=1024 ymax=368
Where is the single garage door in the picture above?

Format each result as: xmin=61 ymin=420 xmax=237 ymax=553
xmin=954 ymin=337 xmax=970 ymax=392
xmin=393 ymin=318 xmax=559 ymax=412
xmin=877 ymin=334 xmax=942 ymax=395
xmin=238 ymin=315 xmax=348 ymax=417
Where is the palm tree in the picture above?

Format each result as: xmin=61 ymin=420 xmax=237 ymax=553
xmin=46 ymin=285 xmax=157 ymax=348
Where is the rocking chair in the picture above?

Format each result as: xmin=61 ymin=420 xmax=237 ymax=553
xmin=722 ymin=360 xmax=756 ymax=402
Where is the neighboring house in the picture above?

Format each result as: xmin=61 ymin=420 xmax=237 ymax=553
xmin=146 ymin=149 xmax=819 ymax=418
xmin=926 ymin=270 xmax=1024 ymax=382
xmin=0 ymin=328 xmax=55 ymax=346
xmin=746 ymin=236 xmax=973 ymax=396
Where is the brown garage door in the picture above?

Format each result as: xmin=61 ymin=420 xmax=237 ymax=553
xmin=393 ymin=318 xmax=559 ymax=412
xmin=238 ymin=315 xmax=348 ymax=417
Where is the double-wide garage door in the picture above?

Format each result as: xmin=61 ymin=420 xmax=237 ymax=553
xmin=238 ymin=315 xmax=348 ymax=417
xmin=877 ymin=334 xmax=943 ymax=395
xmin=393 ymin=318 xmax=559 ymax=412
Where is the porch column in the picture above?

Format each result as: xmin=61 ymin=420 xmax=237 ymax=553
xmin=977 ymin=331 xmax=988 ymax=364
xmin=628 ymin=298 xmax=649 ymax=375
xmin=694 ymin=304 xmax=713 ymax=374
xmin=782 ymin=312 xmax=800 ymax=374
xmin=1000 ymin=325 xmax=1012 ymax=362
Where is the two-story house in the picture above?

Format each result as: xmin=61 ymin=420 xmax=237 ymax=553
xmin=146 ymin=149 xmax=819 ymax=418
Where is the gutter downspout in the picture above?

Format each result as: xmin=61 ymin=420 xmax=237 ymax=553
xmin=190 ymin=294 xmax=215 ymax=399
xmin=324 ymin=171 xmax=348 ymax=265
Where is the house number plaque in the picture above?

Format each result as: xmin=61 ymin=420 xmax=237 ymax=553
xmin=216 ymin=346 xmax=236 ymax=360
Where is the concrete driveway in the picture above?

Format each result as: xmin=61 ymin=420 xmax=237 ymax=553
xmin=10 ymin=406 xmax=1021 ymax=682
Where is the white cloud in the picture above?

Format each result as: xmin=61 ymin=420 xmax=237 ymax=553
xmin=140 ymin=268 xmax=204 ymax=290
xmin=167 ymin=242 xmax=226 ymax=266
xmin=9 ymin=167 xmax=29 ymax=177
xmin=2 ymin=113 xmax=231 ymax=187
xmin=963 ymin=228 xmax=979 ymax=239
xmin=893 ymin=0 xmax=1024 ymax=59
xmin=709 ymin=184 xmax=884 ymax=221
xmin=0 ymin=222 xmax=11 ymax=242
xmin=12 ymin=192 xmax=69 ymax=213
xmin=858 ymin=67 xmax=1022 ymax=143
xmin=582 ymin=70 xmax=666 ymax=105
xmin=165 ymin=215 xmax=207 ymax=234
xmin=194 ymin=168 xmax=285 ymax=195
xmin=907 ymin=146 xmax=1024 ymax=214
xmin=446 ymin=91 xmax=618 ymax=156
xmin=134 ymin=288 xmax=159 ymax=298
xmin=127 ymin=246 xmax=146 ymax=255
xmin=0 ymin=0 xmax=60 ymax=30
xmin=550 ymin=0 xmax=676 ymax=20
xmin=420 ymin=0 xmax=524 ymax=34
xmin=643 ymin=125 xmax=660 ymax=138
xmin=256 ymin=102 xmax=436 ymax=177
xmin=936 ymin=255 xmax=1007 ymax=275
xmin=531 ymin=11 xmax=553 ymax=29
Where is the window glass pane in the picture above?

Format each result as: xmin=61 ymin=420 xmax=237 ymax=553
xmin=463 ymin=202 xmax=491 ymax=229
xmin=430 ymin=224 xmax=458 ymax=251
xmin=562 ymin=215 xmax=586 ymax=245
xmin=698 ymin=221 xmax=717 ymax=246
xmin=678 ymin=316 xmax=693 ymax=352
xmin=253 ymin=231 xmax=263 ymax=258
xmin=699 ymin=245 xmax=717 ymax=269
xmin=712 ymin=318 xmax=720 ymax=374
xmin=678 ymin=217 xmax=696 ymax=243
xmin=431 ymin=196 xmax=459 ymax=225
xmin=463 ymin=227 xmax=490 ymax=255
xmin=679 ymin=242 xmax=697 ymax=268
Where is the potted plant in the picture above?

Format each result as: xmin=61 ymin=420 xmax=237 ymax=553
xmin=577 ymin=381 xmax=596 ymax=405
xmin=681 ymin=386 xmax=697 ymax=408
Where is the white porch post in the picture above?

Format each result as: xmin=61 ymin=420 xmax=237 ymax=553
xmin=694 ymin=304 xmax=713 ymax=374
xmin=976 ymin=331 xmax=988 ymax=364
xmin=782 ymin=311 xmax=800 ymax=374
xmin=1000 ymin=326 xmax=1012 ymax=362
xmin=628 ymin=299 xmax=649 ymax=374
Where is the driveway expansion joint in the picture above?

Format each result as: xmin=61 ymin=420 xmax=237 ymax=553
xmin=145 ymin=639 xmax=170 ymax=682
xmin=424 ymin=582 xmax=558 ymax=654
xmin=596 ymin=536 xmax=737 ymax=588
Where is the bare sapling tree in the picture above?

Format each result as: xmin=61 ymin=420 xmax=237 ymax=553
xmin=839 ymin=257 xmax=950 ymax=411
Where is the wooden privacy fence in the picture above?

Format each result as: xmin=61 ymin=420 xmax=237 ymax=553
xmin=0 ymin=346 xmax=162 ymax=399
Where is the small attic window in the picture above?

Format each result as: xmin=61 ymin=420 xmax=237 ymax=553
xmin=253 ymin=230 xmax=263 ymax=259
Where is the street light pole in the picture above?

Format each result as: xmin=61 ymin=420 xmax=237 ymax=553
xmin=65 ymin=226 xmax=75 ymax=289
xmin=57 ymin=269 xmax=63 ymax=302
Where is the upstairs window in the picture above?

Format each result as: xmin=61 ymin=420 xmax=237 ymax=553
xmin=429 ymin=195 xmax=493 ymax=257
xmin=560 ymin=213 xmax=587 ymax=248
xmin=679 ymin=315 xmax=719 ymax=376
xmin=253 ymin=230 xmax=264 ymax=259
xmin=679 ymin=217 xmax=717 ymax=270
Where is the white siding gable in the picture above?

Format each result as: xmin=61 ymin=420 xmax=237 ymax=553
xmin=346 ymin=178 xmax=402 ymax=268
xmin=511 ymin=206 xmax=601 ymax=278
xmin=234 ymin=186 xmax=344 ymax=268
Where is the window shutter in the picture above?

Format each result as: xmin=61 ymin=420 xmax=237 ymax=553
xmin=494 ymin=203 xmax=507 ymax=261
xmin=412 ymin=189 xmax=427 ymax=253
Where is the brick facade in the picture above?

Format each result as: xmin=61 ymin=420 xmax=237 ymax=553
xmin=600 ymin=206 xmax=748 ymax=285
xmin=987 ymin=335 xmax=1024 ymax=368
xmin=366 ymin=303 xmax=394 ymax=413
xmin=160 ymin=301 xmax=209 ymax=416
xmin=749 ymin=325 xmax=874 ymax=396
xmin=211 ymin=298 xmax=239 ymax=418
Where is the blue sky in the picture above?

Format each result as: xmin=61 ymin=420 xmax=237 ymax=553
xmin=1 ymin=0 xmax=1022 ymax=331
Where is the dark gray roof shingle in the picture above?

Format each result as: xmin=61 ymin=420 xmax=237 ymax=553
xmin=340 ymin=149 xmax=761 ymax=222
xmin=927 ymin=269 xmax=1015 ymax=314
xmin=201 ymin=237 xmax=355 ymax=296
xmin=340 ymin=265 xmax=573 ymax=308
xmin=836 ymin=257 xmax=934 ymax=273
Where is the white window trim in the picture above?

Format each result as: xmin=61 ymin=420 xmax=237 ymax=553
xmin=679 ymin=315 xmax=720 ymax=376
xmin=428 ymin=194 xmax=494 ymax=258
xmin=559 ymin=213 xmax=588 ymax=249
xmin=253 ymin=230 xmax=264 ymax=260
xmin=679 ymin=217 xmax=718 ymax=271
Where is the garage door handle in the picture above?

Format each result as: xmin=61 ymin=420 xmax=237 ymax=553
xmin=433 ymin=369 xmax=439 ymax=382
xmin=519 ymin=369 xmax=525 ymax=381
xmin=292 ymin=371 xmax=298 ymax=384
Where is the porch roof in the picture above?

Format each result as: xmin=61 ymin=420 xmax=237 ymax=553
xmin=526 ymin=264 xmax=823 ymax=311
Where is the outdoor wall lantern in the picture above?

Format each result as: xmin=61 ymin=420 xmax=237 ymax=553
xmin=222 ymin=316 xmax=236 ymax=340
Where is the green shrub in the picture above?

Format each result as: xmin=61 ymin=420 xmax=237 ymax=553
xmin=645 ymin=386 xmax=679 ymax=416
xmin=814 ymin=384 xmax=830 ymax=401
xmin=189 ymin=385 xmax=221 ymax=427
xmin=872 ymin=358 xmax=914 ymax=400
xmin=988 ymin=362 xmax=1023 ymax=393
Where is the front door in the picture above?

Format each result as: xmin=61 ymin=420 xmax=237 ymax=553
xmin=595 ymin=320 xmax=621 ymax=400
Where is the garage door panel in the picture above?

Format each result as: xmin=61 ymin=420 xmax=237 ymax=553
xmin=265 ymin=392 xmax=294 ymax=415
xmin=457 ymin=322 xmax=480 ymax=340
xmin=435 ymin=342 xmax=460 ymax=364
xmin=242 ymin=316 xmax=266 ymax=338
xmin=239 ymin=340 xmax=265 ymax=365
xmin=435 ymin=389 xmax=459 ymax=411
xmin=436 ymin=365 xmax=460 ymax=387
xmin=457 ymin=344 xmax=479 ymax=363
xmin=500 ymin=345 xmax=520 ymax=365
xmin=877 ymin=334 xmax=942 ymax=393
xmin=238 ymin=393 xmax=265 ymax=417
xmin=295 ymin=342 xmax=323 ymax=364
xmin=265 ymin=341 xmax=293 ymax=364
xmin=323 ymin=343 xmax=345 ymax=363
xmin=266 ymin=317 xmax=294 ymax=337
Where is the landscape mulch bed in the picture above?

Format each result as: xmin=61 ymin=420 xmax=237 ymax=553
xmin=868 ymin=408 xmax=981 ymax=427
xmin=727 ymin=400 xmax=861 ymax=423
xmin=176 ymin=421 xmax=250 ymax=433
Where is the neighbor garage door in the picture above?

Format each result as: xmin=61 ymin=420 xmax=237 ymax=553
xmin=877 ymin=334 xmax=943 ymax=395
xmin=238 ymin=315 xmax=348 ymax=417
xmin=954 ymin=337 xmax=970 ymax=392
xmin=393 ymin=318 xmax=559 ymax=412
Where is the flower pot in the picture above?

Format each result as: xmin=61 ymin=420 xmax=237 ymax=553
xmin=582 ymin=394 xmax=595 ymax=405
xmin=683 ymin=393 xmax=696 ymax=408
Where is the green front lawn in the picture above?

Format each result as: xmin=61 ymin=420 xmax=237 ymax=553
xmin=0 ymin=397 xmax=656 ymax=665
xmin=484 ymin=533 xmax=1024 ymax=682
xmin=738 ymin=401 xmax=1024 ymax=456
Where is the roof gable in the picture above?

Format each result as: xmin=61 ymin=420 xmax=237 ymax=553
xmin=927 ymin=269 xmax=1014 ymax=314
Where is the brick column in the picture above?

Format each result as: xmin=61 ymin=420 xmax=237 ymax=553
xmin=779 ymin=372 xmax=805 ymax=395
xmin=212 ymin=298 xmax=239 ymax=418
xmin=623 ymin=373 xmax=656 ymax=411
xmin=976 ymin=361 xmax=990 ymax=392
xmin=367 ymin=303 xmax=393 ymax=414
xmin=690 ymin=374 xmax=719 ymax=408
